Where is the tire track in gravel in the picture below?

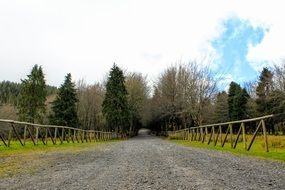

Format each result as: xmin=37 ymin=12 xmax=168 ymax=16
xmin=0 ymin=129 xmax=284 ymax=190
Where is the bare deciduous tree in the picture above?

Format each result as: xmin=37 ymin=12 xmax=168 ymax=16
xmin=77 ymin=79 xmax=105 ymax=130
xmin=151 ymin=60 xmax=219 ymax=130
xmin=125 ymin=72 xmax=150 ymax=134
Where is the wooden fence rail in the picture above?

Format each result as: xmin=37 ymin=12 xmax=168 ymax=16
xmin=167 ymin=115 xmax=275 ymax=152
xmin=0 ymin=119 xmax=125 ymax=147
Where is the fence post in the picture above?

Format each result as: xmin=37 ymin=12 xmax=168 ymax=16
xmin=205 ymin=127 xmax=208 ymax=143
xmin=261 ymin=119 xmax=269 ymax=152
xmin=229 ymin=124 xmax=233 ymax=148
xmin=219 ymin=125 xmax=222 ymax=146
xmin=208 ymin=126 xmax=214 ymax=145
xmin=54 ymin=128 xmax=58 ymax=144
xmin=23 ymin=125 xmax=27 ymax=145
xmin=61 ymin=128 xmax=64 ymax=144
xmin=7 ymin=123 xmax=13 ymax=147
xmin=35 ymin=127 xmax=39 ymax=145
xmin=67 ymin=129 xmax=71 ymax=143
xmin=72 ymin=129 xmax=76 ymax=143
xmin=45 ymin=128 xmax=48 ymax=145
xmin=247 ymin=120 xmax=262 ymax=151
xmin=222 ymin=125 xmax=230 ymax=147
xmin=241 ymin=122 xmax=247 ymax=150
xmin=27 ymin=125 xmax=36 ymax=145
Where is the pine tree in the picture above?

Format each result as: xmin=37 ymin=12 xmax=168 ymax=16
xmin=237 ymin=88 xmax=250 ymax=119
xmin=228 ymin=82 xmax=238 ymax=120
xmin=102 ymin=64 xmax=130 ymax=133
xmin=49 ymin=73 xmax=79 ymax=128
xmin=269 ymin=90 xmax=285 ymax=116
xmin=213 ymin=91 xmax=229 ymax=123
xmin=18 ymin=65 xmax=47 ymax=123
xmin=228 ymin=82 xmax=249 ymax=120
xmin=256 ymin=67 xmax=274 ymax=115
xmin=0 ymin=81 xmax=21 ymax=105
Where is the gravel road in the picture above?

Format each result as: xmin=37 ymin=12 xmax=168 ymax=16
xmin=1 ymin=129 xmax=285 ymax=190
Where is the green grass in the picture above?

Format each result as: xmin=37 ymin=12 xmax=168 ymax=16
xmin=168 ymin=135 xmax=285 ymax=162
xmin=0 ymin=139 xmax=120 ymax=156
xmin=0 ymin=139 xmax=121 ymax=177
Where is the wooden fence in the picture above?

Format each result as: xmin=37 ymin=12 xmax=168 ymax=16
xmin=0 ymin=119 xmax=125 ymax=147
xmin=167 ymin=115 xmax=275 ymax=152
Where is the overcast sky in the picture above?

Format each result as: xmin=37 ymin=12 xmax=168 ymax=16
xmin=0 ymin=0 xmax=284 ymax=87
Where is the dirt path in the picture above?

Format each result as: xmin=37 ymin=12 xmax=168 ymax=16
xmin=0 ymin=129 xmax=285 ymax=190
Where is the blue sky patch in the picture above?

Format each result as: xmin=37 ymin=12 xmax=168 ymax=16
xmin=211 ymin=17 xmax=267 ymax=86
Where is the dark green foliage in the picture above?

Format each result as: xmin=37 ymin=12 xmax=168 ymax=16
xmin=0 ymin=81 xmax=21 ymax=105
xmin=102 ymin=64 xmax=130 ymax=133
xmin=0 ymin=81 xmax=57 ymax=106
xmin=256 ymin=67 xmax=274 ymax=115
xmin=228 ymin=82 xmax=249 ymax=120
xmin=49 ymin=73 xmax=79 ymax=128
xmin=18 ymin=65 xmax=47 ymax=123
xmin=213 ymin=91 xmax=229 ymax=123
xmin=268 ymin=90 xmax=285 ymax=122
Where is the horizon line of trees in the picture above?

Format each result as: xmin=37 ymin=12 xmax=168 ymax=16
xmin=147 ymin=61 xmax=285 ymax=134
xmin=0 ymin=61 xmax=284 ymax=135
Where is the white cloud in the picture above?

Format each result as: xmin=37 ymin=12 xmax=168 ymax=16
xmin=0 ymin=0 xmax=284 ymax=86
xmin=233 ymin=0 xmax=285 ymax=68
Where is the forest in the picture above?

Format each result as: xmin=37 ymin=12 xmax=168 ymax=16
xmin=0 ymin=61 xmax=284 ymax=136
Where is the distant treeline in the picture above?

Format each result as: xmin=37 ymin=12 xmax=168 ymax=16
xmin=0 ymin=61 xmax=284 ymax=136
xmin=0 ymin=81 xmax=57 ymax=105
xmin=147 ymin=62 xmax=285 ymax=135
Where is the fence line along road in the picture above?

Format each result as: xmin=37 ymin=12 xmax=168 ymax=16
xmin=0 ymin=119 xmax=125 ymax=147
xmin=167 ymin=115 xmax=280 ymax=152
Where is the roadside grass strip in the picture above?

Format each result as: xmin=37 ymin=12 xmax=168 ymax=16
xmin=169 ymin=135 xmax=285 ymax=162
xmin=0 ymin=140 xmax=120 ymax=177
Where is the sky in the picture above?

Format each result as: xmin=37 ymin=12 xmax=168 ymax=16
xmin=0 ymin=0 xmax=284 ymax=88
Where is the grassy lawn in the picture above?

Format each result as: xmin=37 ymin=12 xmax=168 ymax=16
xmin=0 ymin=140 xmax=120 ymax=177
xmin=0 ymin=139 xmax=119 ymax=156
xmin=168 ymin=135 xmax=285 ymax=162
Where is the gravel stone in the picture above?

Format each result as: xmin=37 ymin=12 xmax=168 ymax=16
xmin=0 ymin=129 xmax=284 ymax=190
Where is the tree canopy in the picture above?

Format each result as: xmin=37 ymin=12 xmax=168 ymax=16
xmin=49 ymin=73 xmax=79 ymax=128
xmin=17 ymin=64 xmax=47 ymax=123
xmin=102 ymin=64 xmax=130 ymax=133
xmin=228 ymin=81 xmax=249 ymax=120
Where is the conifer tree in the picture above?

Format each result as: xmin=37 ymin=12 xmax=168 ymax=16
xmin=102 ymin=64 xmax=130 ymax=133
xmin=256 ymin=67 xmax=274 ymax=115
xmin=18 ymin=64 xmax=47 ymax=123
xmin=49 ymin=73 xmax=79 ymax=128
xmin=228 ymin=82 xmax=238 ymax=120
xmin=213 ymin=91 xmax=229 ymax=123
xmin=228 ymin=81 xmax=249 ymax=120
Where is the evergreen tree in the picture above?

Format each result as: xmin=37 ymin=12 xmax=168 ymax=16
xmin=256 ymin=67 xmax=274 ymax=115
xmin=238 ymin=88 xmax=250 ymax=119
xmin=18 ymin=64 xmax=47 ymax=123
xmin=228 ymin=82 xmax=238 ymax=120
xmin=213 ymin=91 xmax=229 ymax=123
xmin=269 ymin=90 xmax=285 ymax=117
xmin=102 ymin=64 xmax=130 ymax=133
xmin=228 ymin=81 xmax=249 ymax=120
xmin=49 ymin=73 xmax=79 ymax=128
xmin=0 ymin=81 xmax=21 ymax=105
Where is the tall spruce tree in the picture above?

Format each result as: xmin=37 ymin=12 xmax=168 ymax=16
xmin=213 ymin=91 xmax=229 ymax=123
xmin=256 ymin=67 xmax=274 ymax=115
xmin=228 ymin=82 xmax=249 ymax=120
xmin=49 ymin=73 xmax=79 ymax=128
xmin=18 ymin=64 xmax=47 ymax=123
xmin=102 ymin=64 xmax=130 ymax=133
